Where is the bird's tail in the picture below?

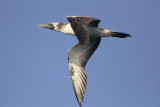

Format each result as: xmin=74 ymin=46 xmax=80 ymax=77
xmin=110 ymin=32 xmax=132 ymax=38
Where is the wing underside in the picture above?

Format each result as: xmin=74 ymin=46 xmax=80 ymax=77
xmin=67 ymin=38 xmax=101 ymax=106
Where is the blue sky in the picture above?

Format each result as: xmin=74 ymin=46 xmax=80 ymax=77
xmin=0 ymin=0 xmax=160 ymax=107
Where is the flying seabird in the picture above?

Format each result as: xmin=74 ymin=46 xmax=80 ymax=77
xmin=38 ymin=16 xmax=131 ymax=107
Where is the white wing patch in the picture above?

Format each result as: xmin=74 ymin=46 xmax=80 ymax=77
xmin=69 ymin=62 xmax=87 ymax=106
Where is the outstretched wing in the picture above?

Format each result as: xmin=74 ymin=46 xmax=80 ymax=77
xmin=67 ymin=16 xmax=100 ymax=47
xmin=67 ymin=38 xmax=101 ymax=107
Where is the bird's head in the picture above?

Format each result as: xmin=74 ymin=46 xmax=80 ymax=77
xmin=38 ymin=23 xmax=56 ymax=30
xmin=38 ymin=23 xmax=67 ymax=32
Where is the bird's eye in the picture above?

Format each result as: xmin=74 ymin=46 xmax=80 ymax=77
xmin=49 ymin=24 xmax=53 ymax=26
xmin=48 ymin=24 xmax=55 ymax=30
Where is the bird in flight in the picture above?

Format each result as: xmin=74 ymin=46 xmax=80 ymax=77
xmin=38 ymin=16 xmax=131 ymax=107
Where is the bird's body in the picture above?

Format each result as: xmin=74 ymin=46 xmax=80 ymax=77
xmin=38 ymin=16 xmax=131 ymax=107
xmin=46 ymin=21 xmax=112 ymax=38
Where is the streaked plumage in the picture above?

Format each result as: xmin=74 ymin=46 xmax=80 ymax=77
xmin=38 ymin=16 xmax=131 ymax=107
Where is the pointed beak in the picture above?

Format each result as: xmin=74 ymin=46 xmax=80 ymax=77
xmin=38 ymin=24 xmax=55 ymax=30
xmin=38 ymin=24 xmax=51 ymax=28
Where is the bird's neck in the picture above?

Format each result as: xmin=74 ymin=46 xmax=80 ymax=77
xmin=55 ymin=23 xmax=75 ymax=36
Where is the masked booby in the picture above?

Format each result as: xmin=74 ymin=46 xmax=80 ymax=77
xmin=38 ymin=16 xmax=131 ymax=107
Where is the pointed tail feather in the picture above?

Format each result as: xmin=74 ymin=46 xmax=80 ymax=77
xmin=110 ymin=32 xmax=132 ymax=38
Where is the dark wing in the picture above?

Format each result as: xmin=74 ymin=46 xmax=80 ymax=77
xmin=67 ymin=38 xmax=101 ymax=107
xmin=67 ymin=16 xmax=101 ymax=47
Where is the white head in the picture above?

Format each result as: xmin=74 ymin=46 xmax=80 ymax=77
xmin=38 ymin=22 xmax=67 ymax=32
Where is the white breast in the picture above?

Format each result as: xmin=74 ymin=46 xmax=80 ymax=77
xmin=62 ymin=23 xmax=75 ymax=35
